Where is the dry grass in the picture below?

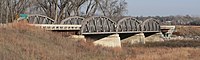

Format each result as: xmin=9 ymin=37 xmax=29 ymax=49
xmin=124 ymin=40 xmax=200 ymax=48
xmin=0 ymin=22 xmax=129 ymax=60
xmin=125 ymin=47 xmax=200 ymax=60
xmin=0 ymin=22 xmax=200 ymax=60
xmin=123 ymin=40 xmax=200 ymax=60
xmin=175 ymin=26 xmax=200 ymax=36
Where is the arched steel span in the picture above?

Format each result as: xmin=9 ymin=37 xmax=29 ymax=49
xmin=60 ymin=16 xmax=85 ymax=25
xmin=117 ymin=17 xmax=142 ymax=33
xmin=28 ymin=14 xmax=55 ymax=24
xmin=142 ymin=18 xmax=160 ymax=32
xmin=81 ymin=16 xmax=116 ymax=34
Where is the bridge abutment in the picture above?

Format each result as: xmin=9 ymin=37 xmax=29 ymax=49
xmin=121 ymin=33 xmax=145 ymax=44
xmin=93 ymin=34 xmax=121 ymax=48
xmin=144 ymin=32 xmax=164 ymax=42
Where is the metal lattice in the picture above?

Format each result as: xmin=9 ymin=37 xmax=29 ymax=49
xmin=117 ymin=17 xmax=142 ymax=33
xmin=27 ymin=14 xmax=55 ymax=24
xmin=60 ymin=16 xmax=85 ymax=25
xmin=17 ymin=14 xmax=162 ymax=34
xmin=142 ymin=18 xmax=160 ymax=32
xmin=81 ymin=16 xmax=116 ymax=34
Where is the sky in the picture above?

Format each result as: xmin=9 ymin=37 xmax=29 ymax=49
xmin=126 ymin=0 xmax=200 ymax=16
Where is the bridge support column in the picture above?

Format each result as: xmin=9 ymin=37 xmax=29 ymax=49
xmin=69 ymin=35 xmax=86 ymax=42
xmin=121 ymin=33 xmax=145 ymax=44
xmin=145 ymin=32 xmax=164 ymax=42
xmin=93 ymin=34 xmax=121 ymax=48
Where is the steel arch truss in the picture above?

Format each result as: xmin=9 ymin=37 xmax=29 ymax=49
xmin=142 ymin=18 xmax=160 ymax=32
xmin=28 ymin=14 xmax=55 ymax=24
xmin=81 ymin=16 xmax=116 ymax=34
xmin=60 ymin=16 xmax=85 ymax=25
xmin=117 ymin=17 xmax=142 ymax=33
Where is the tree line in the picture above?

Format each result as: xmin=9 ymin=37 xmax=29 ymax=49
xmin=135 ymin=15 xmax=200 ymax=25
xmin=0 ymin=0 xmax=127 ymax=23
xmin=1 ymin=0 xmax=199 ymax=26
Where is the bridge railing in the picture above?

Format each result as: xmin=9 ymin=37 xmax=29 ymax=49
xmin=30 ymin=24 xmax=81 ymax=30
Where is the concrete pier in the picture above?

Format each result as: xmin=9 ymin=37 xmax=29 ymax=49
xmin=69 ymin=32 xmax=164 ymax=48
xmin=145 ymin=32 xmax=164 ymax=42
xmin=93 ymin=34 xmax=121 ymax=48
xmin=121 ymin=33 xmax=145 ymax=44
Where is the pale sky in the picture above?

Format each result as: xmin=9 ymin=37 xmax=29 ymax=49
xmin=126 ymin=0 xmax=200 ymax=16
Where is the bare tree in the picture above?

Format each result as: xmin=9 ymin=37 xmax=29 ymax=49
xmin=0 ymin=0 xmax=30 ymax=23
xmin=0 ymin=0 xmax=127 ymax=24
xmin=83 ymin=0 xmax=99 ymax=17
xmin=98 ymin=0 xmax=127 ymax=19
xmin=35 ymin=0 xmax=88 ymax=23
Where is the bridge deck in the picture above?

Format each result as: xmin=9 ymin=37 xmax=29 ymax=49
xmin=29 ymin=24 xmax=173 ymax=34
xmin=0 ymin=23 xmax=175 ymax=35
